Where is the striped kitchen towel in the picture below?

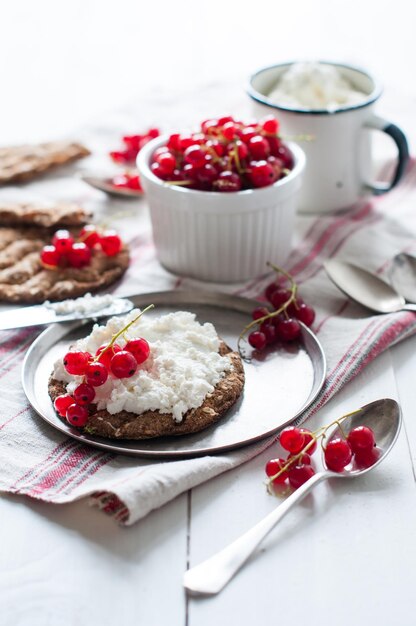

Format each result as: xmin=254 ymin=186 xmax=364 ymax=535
xmin=1 ymin=158 xmax=416 ymax=525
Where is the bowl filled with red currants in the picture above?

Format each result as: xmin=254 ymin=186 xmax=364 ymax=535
xmin=137 ymin=115 xmax=305 ymax=283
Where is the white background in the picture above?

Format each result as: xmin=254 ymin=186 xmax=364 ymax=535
xmin=1 ymin=3 xmax=416 ymax=626
xmin=0 ymin=0 xmax=415 ymax=147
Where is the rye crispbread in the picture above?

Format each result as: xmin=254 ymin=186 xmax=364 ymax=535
xmin=48 ymin=342 xmax=245 ymax=440
xmin=0 ymin=201 xmax=91 ymax=228
xmin=0 ymin=202 xmax=129 ymax=303
xmin=0 ymin=141 xmax=90 ymax=185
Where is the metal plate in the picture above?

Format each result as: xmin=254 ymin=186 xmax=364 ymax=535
xmin=22 ymin=291 xmax=326 ymax=458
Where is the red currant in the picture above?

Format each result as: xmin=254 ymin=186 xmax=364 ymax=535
xmin=214 ymin=171 xmax=242 ymax=192
xmin=80 ymin=225 xmax=100 ymax=248
xmin=54 ymin=394 xmax=75 ymax=417
xmin=252 ymin=306 xmax=269 ymax=321
xmin=288 ymin=452 xmax=312 ymax=465
xmin=259 ymin=321 xmax=276 ymax=344
xmin=280 ymin=426 xmax=305 ymax=454
xmin=222 ymin=122 xmax=238 ymax=141
xmin=293 ymin=303 xmax=316 ymax=327
xmin=67 ymin=242 xmax=91 ymax=268
xmin=299 ymin=428 xmax=317 ymax=454
xmin=126 ymin=175 xmax=143 ymax=191
xmin=196 ymin=163 xmax=218 ymax=188
xmin=240 ymin=127 xmax=257 ymax=144
xmin=151 ymin=162 xmax=170 ymax=180
xmin=66 ymin=403 xmax=89 ymax=427
xmin=354 ymin=446 xmax=381 ymax=469
xmin=179 ymin=135 xmax=195 ymax=151
xmin=124 ymin=338 xmax=150 ymax=364
xmin=347 ymin=426 xmax=376 ymax=454
xmin=276 ymin=145 xmax=294 ymax=170
xmin=109 ymin=150 xmax=131 ymax=164
xmin=52 ymin=230 xmax=74 ymax=254
xmin=156 ymin=151 xmax=176 ymax=175
xmin=96 ymin=343 xmax=122 ymax=369
xmin=248 ymin=161 xmax=276 ymax=188
xmin=85 ymin=362 xmax=109 ymax=387
xmin=248 ymin=135 xmax=270 ymax=160
xmin=205 ymin=139 xmax=224 ymax=157
xmin=184 ymin=145 xmax=207 ymax=168
xmin=112 ymin=174 xmax=131 ymax=189
xmin=264 ymin=282 xmax=278 ymax=302
xmin=73 ymin=383 xmax=96 ymax=405
xmin=262 ymin=116 xmax=279 ymax=135
xmin=100 ymin=231 xmax=122 ymax=257
xmin=40 ymin=245 xmax=60 ymax=268
xmin=275 ymin=318 xmax=301 ymax=342
xmin=110 ymin=351 xmax=138 ymax=378
xmin=63 ymin=351 xmax=90 ymax=376
xmin=288 ymin=464 xmax=315 ymax=489
xmin=270 ymin=288 xmax=291 ymax=310
xmin=167 ymin=133 xmax=181 ymax=151
xmin=324 ymin=438 xmax=353 ymax=472
xmin=267 ymin=136 xmax=282 ymax=157
xmin=248 ymin=331 xmax=267 ymax=350
xmin=265 ymin=458 xmax=287 ymax=484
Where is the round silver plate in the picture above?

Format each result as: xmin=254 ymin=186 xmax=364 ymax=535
xmin=22 ymin=291 xmax=326 ymax=458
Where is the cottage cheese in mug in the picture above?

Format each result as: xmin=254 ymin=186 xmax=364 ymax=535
xmin=268 ymin=62 xmax=367 ymax=111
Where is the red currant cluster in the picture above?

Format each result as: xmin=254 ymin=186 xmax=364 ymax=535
xmin=54 ymin=307 xmax=153 ymax=428
xmin=40 ymin=225 xmax=123 ymax=269
xmin=109 ymin=128 xmax=161 ymax=192
xmin=111 ymin=172 xmax=143 ymax=192
xmin=110 ymin=129 xmax=161 ymax=165
xmin=150 ymin=115 xmax=294 ymax=191
xmin=239 ymin=264 xmax=316 ymax=355
xmin=266 ymin=416 xmax=379 ymax=492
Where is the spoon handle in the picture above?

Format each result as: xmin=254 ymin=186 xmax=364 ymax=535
xmin=403 ymin=303 xmax=416 ymax=312
xmin=183 ymin=471 xmax=328 ymax=596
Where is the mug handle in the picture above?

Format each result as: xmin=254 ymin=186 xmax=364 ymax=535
xmin=364 ymin=114 xmax=409 ymax=195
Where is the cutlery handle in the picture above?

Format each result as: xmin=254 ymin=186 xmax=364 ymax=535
xmin=183 ymin=471 xmax=327 ymax=596
xmin=403 ymin=303 xmax=416 ymax=312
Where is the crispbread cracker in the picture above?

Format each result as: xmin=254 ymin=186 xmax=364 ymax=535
xmin=0 ymin=225 xmax=129 ymax=303
xmin=0 ymin=201 xmax=91 ymax=228
xmin=0 ymin=141 xmax=90 ymax=185
xmin=48 ymin=342 xmax=245 ymax=440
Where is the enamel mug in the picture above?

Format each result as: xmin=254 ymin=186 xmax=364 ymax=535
xmin=248 ymin=61 xmax=409 ymax=214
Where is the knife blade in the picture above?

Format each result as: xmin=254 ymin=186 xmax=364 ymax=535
xmin=0 ymin=297 xmax=134 ymax=331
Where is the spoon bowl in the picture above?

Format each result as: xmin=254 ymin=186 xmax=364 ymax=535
xmin=183 ymin=398 xmax=401 ymax=595
xmin=81 ymin=175 xmax=144 ymax=199
xmin=389 ymin=253 xmax=416 ymax=304
xmin=324 ymin=259 xmax=416 ymax=314
xmin=324 ymin=398 xmax=401 ymax=477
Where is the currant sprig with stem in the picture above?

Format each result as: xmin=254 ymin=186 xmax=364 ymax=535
xmin=238 ymin=262 xmax=297 ymax=358
xmin=93 ymin=303 xmax=154 ymax=363
xmin=265 ymin=408 xmax=362 ymax=492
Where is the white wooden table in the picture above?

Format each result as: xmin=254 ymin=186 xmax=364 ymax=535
xmin=1 ymin=2 xmax=416 ymax=625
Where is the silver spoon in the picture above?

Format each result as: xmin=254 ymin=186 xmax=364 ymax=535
xmin=389 ymin=253 xmax=416 ymax=304
xmin=183 ymin=398 xmax=401 ymax=596
xmin=81 ymin=175 xmax=144 ymax=199
xmin=324 ymin=259 xmax=416 ymax=313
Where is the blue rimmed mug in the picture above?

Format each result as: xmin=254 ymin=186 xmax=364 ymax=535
xmin=248 ymin=61 xmax=409 ymax=214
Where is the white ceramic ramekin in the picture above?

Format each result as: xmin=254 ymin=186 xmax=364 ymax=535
xmin=137 ymin=136 xmax=305 ymax=283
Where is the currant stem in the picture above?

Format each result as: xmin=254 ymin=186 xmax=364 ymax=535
xmin=237 ymin=262 xmax=298 ymax=357
xmin=266 ymin=408 xmax=363 ymax=489
xmin=93 ymin=304 xmax=154 ymax=363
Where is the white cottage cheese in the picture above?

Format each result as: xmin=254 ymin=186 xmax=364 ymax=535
xmin=45 ymin=293 xmax=115 ymax=315
xmin=53 ymin=309 xmax=232 ymax=422
xmin=268 ymin=62 xmax=367 ymax=111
